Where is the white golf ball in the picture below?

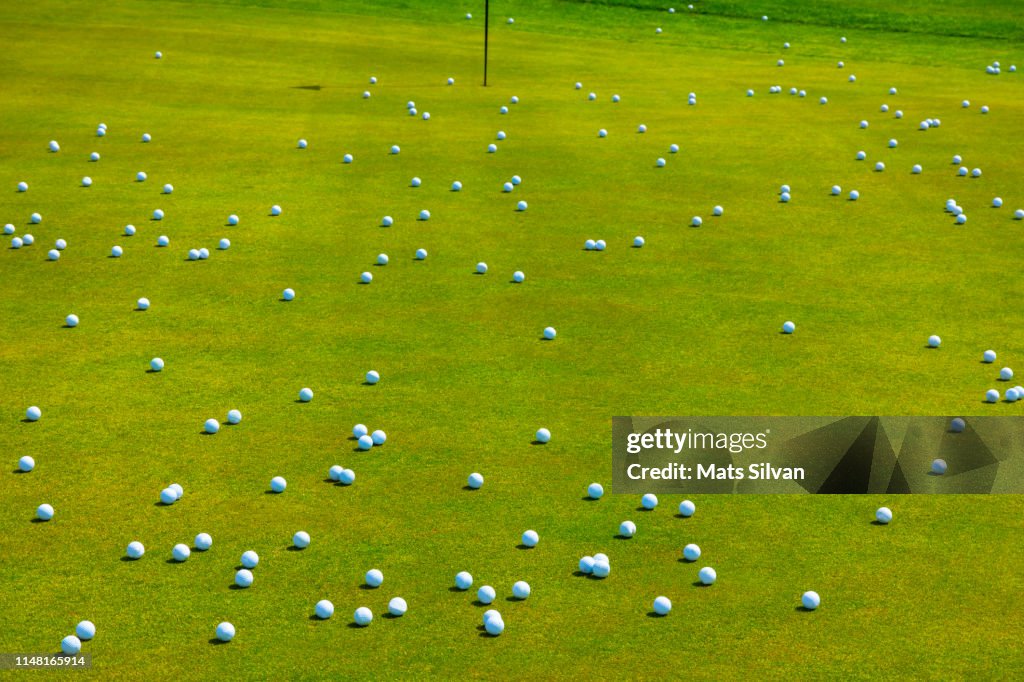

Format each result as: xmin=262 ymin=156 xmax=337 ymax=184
xmin=513 ymin=271 xmax=525 ymax=283
xmin=219 ymin=238 xmax=230 ymax=250
xmin=17 ymin=181 xmax=28 ymax=192
xmin=633 ymin=236 xmax=645 ymax=247
xmin=49 ymin=140 xmax=60 ymax=152
xmin=124 ymin=225 xmax=136 ymax=236
xmin=653 ymin=596 xmax=672 ymax=615
xmin=162 ymin=183 xmax=173 ymax=194
xmin=638 ymin=124 xmax=647 ymax=133
xmin=849 ymin=190 xmax=860 ymax=201
xmin=235 ymin=569 xmax=254 ymax=588
xmin=476 ymin=262 xmax=488 ymax=274
xmin=388 ymin=597 xmax=407 ymax=616
xmin=981 ymin=105 xmax=989 ymax=114
xmin=18 ymin=455 xmax=35 ymax=472
xmin=452 ymin=180 xmax=463 ymax=191
xmin=126 ymin=541 xmax=145 ymax=559
xmin=9 ymin=238 xmax=20 ymax=250
xmin=499 ymin=105 xmax=509 ymax=114
xmin=487 ymin=143 xmax=497 ymax=153
xmin=65 ymin=314 xmax=78 ymax=327
xmin=641 ymin=493 xmax=658 ymax=509
xmin=343 ymin=154 xmax=353 ymax=163
xmin=517 ymin=200 xmax=527 ymax=211
xmin=983 ymin=350 xmax=997 ymax=363
xmin=1000 ymin=367 xmax=1014 ymax=380
xmin=875 ymin=507 xmax=893 ymax=524
xmin=4 ymin=224 xmax=14 ymax=234
xmin=993 ymin=197 xmax=1003 ymax=208
xmin=698 ymin=567 xmax=717 ymax=585
xmin=1008 ymin=388 xmax=1021 ymax=402
xmin=656 ymin=157 xmax=666 ymax=168
xmin=422 ymin=112 xmax=430 ymax=120
xmin=679 ymin=499 xmax=696 ymax=516
xmin=477 ymin=585 xmax=496 ymax=604
xmin=299 ymin=387 xmax=313 ymax=401
xmin=513 ymin=581 xmax=531 ymax=599
xmin=986 ymin=389 xmax=1000 ymax=403
xmin=1013 ymin=209 xmax=1023 ymax=220
xmin=377 ymin=254 xmax=389 ymax=266
xmin=875 ymin=162 xmax=885 ymax=172
xmin=90 ymin=151 xmax=100 ymax=162
xmin=543 ymin=327 xmax=556 ymax=340
xmin=592 ymin=559 xmax=611 ymax=578
xmin=157 ymin=235 xmax=169 ymax=246
xmin=972 ymin=168 xmax=982 ymax=177
xmin=204 ymin=418 xmax=219 ymax=434
xmin=61 ymin=636 xmax=82 ymax=655
xmin=371 ymin=430 xmax=387 ymax=446
xmin=159 ymin=488 xmax=177 ymax=505
xmin=270 ymin=204 xmax=282 ymax=216
xmin=535 ymin=428 xmax=551 ymax=443
xmin=150 ymin=357 xmax=164 ymax=371
xmin=195 ymin=533 xmax=213 ymax=550
xmin=358 ymin=435 xmax=373 ymax=450
xmin=270 ymin=476 xmax=287 ymax=493
xmin=142 ymin=133 xmax=152 ymax=142
xmin=619 ymin=520 xmax=636 ymax=538
xmin=588 ymin=482 xmax=604 ymax=499
xmin=683 ymin=543 xmax=701 ymax=561
xmin=931 ymin=459 xmax=947 ymax=475
xmin=468 ymin=472 xmax=484 ymax=489
xmin=691 ymin=216 xmax=703 ymax=227
xmin=780 ymin=192 xmax=790 ymax=203
xmin=215 ymin=622 xmax=235 ymax=642
xmin=419 ymin=209 xmax=430 ymax=221
xmin=26 ymin=406 xmax=42 ymax=421
xmin=390 ymin=145 xmax=400 ymax=155
xmin=410 ymin=177 xmax=421 ymax=187
xmin=669 ymin=144 xmax=679 ymax=153
xmin=22 ymin=233 xmax=34 ymax=245
xmin=241 ymin=551 xmax=259 ymax=568
xmin=315 ymin=600 xmax=334 ymax=619
xmin=958 ymin=167 xmax=968 ymax=177
xmin=365 ymin=569 xmax=384 ymax=587
xmin=503 ymin=181 xmax=513 ymax=193
xmin=484 ymin=616 xmax=504 ymax=635
xmin=152 ymin=209 xmax=163 ymax=220
xmin=912 ymin=164 xmax=922 ymax=174
xmin=293 ymin=531 xmax=310 ymax=548
xmin=928 ymin=335 xmax=941 ymax=348
xmin=455 ymin=571 xmax=473 ymax=590
xmin=801 ymin=591 xmax=820 ymax=610
xmin=352 ymin=424 xmax=368 ymax=438
xmin=951 ymin=417 xmax=965 ymax=432
xmin=169 ymin=483 xmax=183 ymax=498
xmin=36 ymin=503 xmax=54 ymax=520
xmin=172 ymin=544 xmax=191 ymax=562
xmin=579 ymin=556 xmax=595 ymax=574
xmin=360 ymin=271 xmax=373 ymax=284
xmin=521 ymin=530 xmax=539 ymax=547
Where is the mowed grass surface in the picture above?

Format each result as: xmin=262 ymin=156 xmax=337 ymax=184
xmin=1 ymin=0 xmax=1023 ymax=678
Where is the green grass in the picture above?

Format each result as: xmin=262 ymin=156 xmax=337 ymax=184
xmin=1 ymin=0 xmax=1023 ymax=677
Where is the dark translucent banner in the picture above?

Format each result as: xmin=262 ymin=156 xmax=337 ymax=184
xmin=612 ymin=417 xmax=1024 ymax=494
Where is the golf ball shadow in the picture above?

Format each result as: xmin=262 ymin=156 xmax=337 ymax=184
xmin=646 ymin=611 xmax=667 ymax=618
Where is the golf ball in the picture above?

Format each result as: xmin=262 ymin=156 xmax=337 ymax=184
xmin=126 ymin=541 xmax=145 ymax=559
xmin=484 ymin=616 xmax=504 ymax=635
xmin=157 ymin=236 xmax=169 ymax=246
xmin=683 ymin=543 xmax=701 ymax=561
xmin=592 ymin=559 xmax=610 ymax=578
xmin=698 ymin=567 xmax=717 ymax=585
xmin=150 ymin=357 xmax=164 ymax=372
xmin=172 ymin=544 xmax=191 ymax=562
xmin=641 ymin=493 xmax=658 ymax=509
xmin=61 ymin=636 xmax=82 ymax=655
xmin=270 ymin=476 xmax=287 ymax=493
xmin=235 ymin=569 xmax=254 ymax=588
xmin=801 ymin=591 xmax=820 ymax=610
xmin=271 ymin=205 xmax=282 ymax=216
xmin=358 ymin=435 xmax=373 ymax=450
xmin=371 ymin=429 xmax=386 ymax=445
xmin=415 ymin=248 xmax=428 ymax=260
xmin=111 ymin=245 xmax=123 ymax=257
xmin=36 ymin=504 xmax=54 ymax=520
xmin=219 ymin=238 xmax=230 ymax=250
xmin=875 ymin=507 xmax=893 ymax=524
xmin=588 ymin=482 xmax=604 ymax=499
xmin=513 ymin=271 xmax=525 ymax=283
xmin=18 ymin=455 xmax=35 ymax=472
xmin=928 ymin=335 xmax=941 ymax=348
xmin=476 ymin=262 xmax=488 ymax=274
xmin=691 ymin=216 xmax=703 ymax=226
xmin=365 ymin=370 xmax=380 ymax=384
xmin=361 ymin=271 xmax=372 ymax=284
xmin=26 ymin=406 xmax=42 ymax=421
xmin=299 ymin=387 xmax=313 ymax=401
xmin=468 ymin=472 xmax=484 ymax=489
xmin=377 ymin=254 xmax=389 ymax=266
xmin=522 ymin=530 xmax=539 ymax=547
xmin=153 ymin=209 xmax=163 ymax=220
xmin=388 ymin=597 xmax=407 ymax=616
xmin=204 ymin=418 xmax=219 ymax=434
xmin=513 ymin=581 xmax=531 ymax=599
xmin=619 ymin=520 xmax=636 ymax=538
xmin=455 ymin=571 xmax=473 ymax=590
xmin=160 ymin=488 xmax=177 ymax=505
xmin=241 ymin=551 xmax=258 ymax=568
xmin=343 ymin=154 xmax=353 ymax=163
xmin=579 ymin=556 xmax=595 ymax=574
xmin=951 ymin=417 xmax=965 ymax=432
xmin=293 ymin=531 xmax=310 ymax=548
xmin=535 ymin=428 xmax=551 ymax=443
xmin=477 ymin=586 xmax=496 ymax=604
xmin=315 ymin=600 xmax=334 ymax=619
xmin=986 ymin=389 xmax=999 ymax=403
xmin=543 ymin=327 xmax=557 ymax=340
xmin=679 ymin=499 xmax=695 ymax=516
xmin=65 ymin=314 xmax=78 ymax=327
xmin=1000 ymin=367 xmax=1013 ymax=381
xmin=452 ymin=180 xmax=463 ymax=191
xmin=366 ymin=569 xmax=384 ymax=587
xmin=634 ymin=236 xmax=645 ymax=247
xmin=195 ymin=533 xmax=213 ymax=550
xmin=931 ymin=459 xmax=947 ymax=475
xmin=653 ymin=596 xmax=672 ymax=615
xmin=215 ymin=622 xmax=235 ymax=642
xmin=353 ymin=424 xmax=368 ymax=438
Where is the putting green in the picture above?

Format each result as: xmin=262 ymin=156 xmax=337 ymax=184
xmin=1 ymin=0 xmax=1022 ymax=677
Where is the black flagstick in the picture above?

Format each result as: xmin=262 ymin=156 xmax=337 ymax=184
xmin=484 ymin=0 xmax=489 ymax=86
